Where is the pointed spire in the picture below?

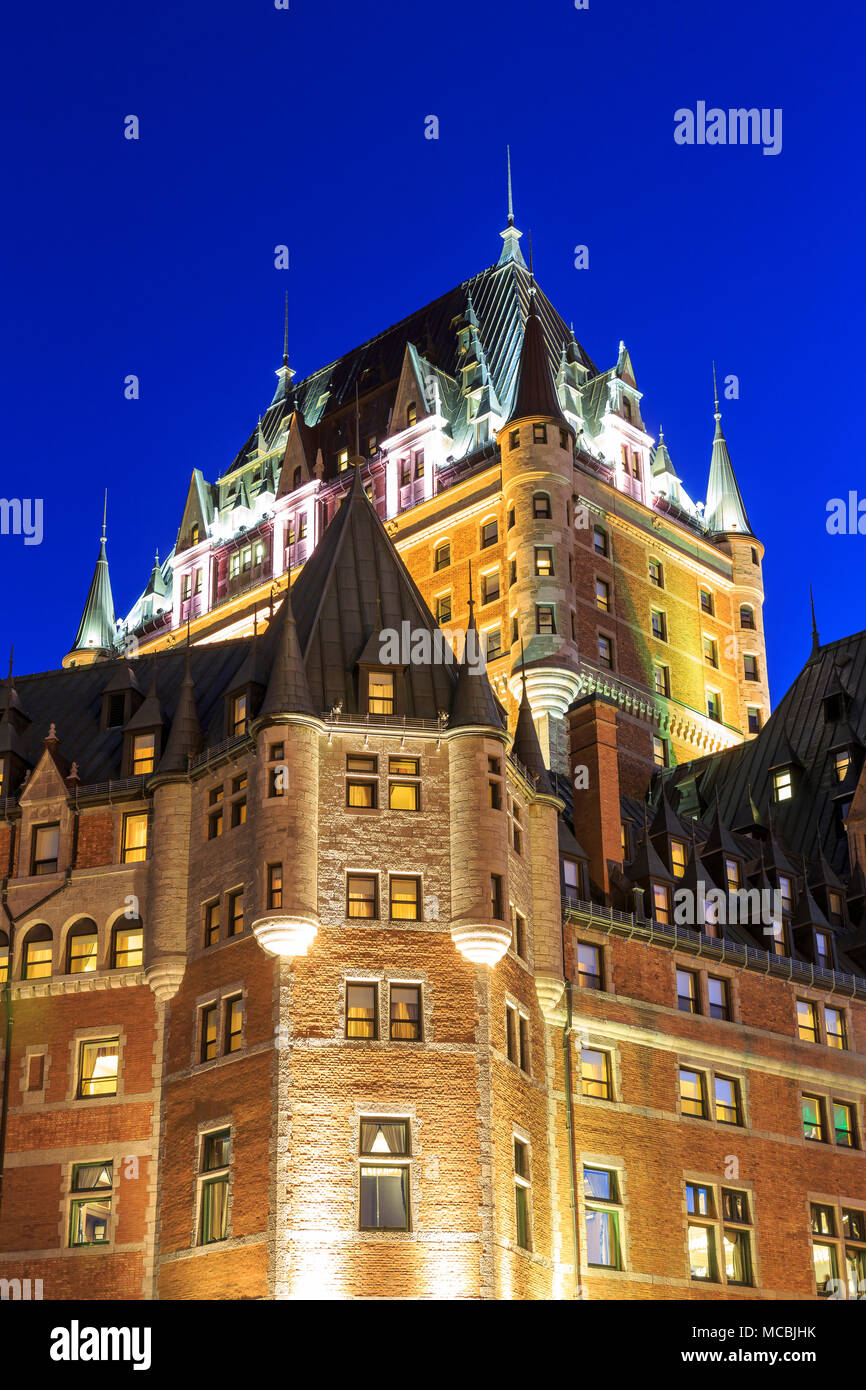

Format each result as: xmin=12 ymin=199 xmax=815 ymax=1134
xmin=283 ymin=290 xmax=289 ymax=368
xmin=506 ymin=290 xmax=568 ymax=427
xmin=809 ymin=585 xmax=821 ymax=660
xmin=450 ymin=566 xmax=502 ymax=730
xmin=259 ymin=588 xmax=316 ymax=719
xmin=158 ymin=647 xmax=202 ymax=774
xmin=68 ymin=499 xmax=117 ymax=656
xmin=497 ymin=146 xmax=527 ymax=268
xmin=270 ymin=294 xmax=296 ymax=406
xmin=704 ymin=364 xmax=752 ymax=534
xmin=511 ymin=641 xmax=552 ymax=792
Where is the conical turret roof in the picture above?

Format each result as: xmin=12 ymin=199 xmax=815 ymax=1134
xmin=506 ymin=297 xmax=568 ymax=427
xmin=259 ymin=588 xmax=316 ymax=718
xmin=158 ymin=649 xmax=202 ymax=774
xmin=450 ymin=578 xmax=502 ymax=731
xmin=704 ymin=369 xmax=752 ymax=535
xmin=70 ymin=533 xmax=116 ymax=655
xmin=511 ymin=665 xmax=551 ymax=792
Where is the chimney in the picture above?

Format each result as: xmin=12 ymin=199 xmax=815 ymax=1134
xmin=568 ymin=695 xmax=622 ymax=898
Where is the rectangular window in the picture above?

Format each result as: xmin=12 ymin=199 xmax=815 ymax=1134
xmin=834 ymin=1101 xmax=856 ymax=1148
xmin=825 ymin=1006 xmax=847 ymax=1050
xmin=390 ymin=876 xmax=420 ymax=921
xmin=346 ymin=983 xmax=377 ymax=1039
xmin=267 ymin=863 xmax=283 ymax=910
xmin=797 ymin=998 xmax=819 ymax=1042
xmin=368 ymin=671 xmax=395 ymax=715
xmin=69 ymin=1162 xmax=113 ymax=1247
xmin=744 ymin=654 xmax=759 ymax=682
xmin=434 ymin=542 xmax=451 ymax=571
xmin=480 ymin=519 xmax=498 ymax=549
xmin=32 ymin=823 xmax=60 ymax=875
xmin=676 ymin=969 xmax=698 ymax=1013
xmin=803 ymin=1094 xmax=826 ymax=1142
xmin=199 ymin=1130 xmax=230 ymax=1244
xmin=536 ymin=604 xmax=556 ymax=635
xmin=132 ymin=733 xmax=156 ymax=775
xmin=231 ymin=694 xmax=247 ymax=737
xmin=595 ymin=578 xmax=610 ymax=611
xmin=702 ymin=635 xmax=718 ymax=667
xmin=532 ymin=423 xmax=547 ymax=443
xmin=714 ymin=1075 xmax=741 ymax=1125
xmin=224 ymin=996 xmax=243 ymax=1054
xmin=485 ymin=628 xmax=502 ymax=661
xmin=113 ymin=926 xmax=143 ymax=968
xmin=535 ymin=547 xmax=554 ymax=577
xmin=699 ymin=588 xmax=714 ymax=615
xmin=651 ymin=609 xmax=667 ymax=641
xmin=347 ymin=777 xmax=377 ymax=808
xmin=747 ymin=707 xmax=762 ymax=735
xmin=584 ymin=1167 xmax=622 ymax=1268
xmin=389 ymin=756 xmax=420 ymax=810
xmin=347 ymin=874 xmax=377 ymax=920
xmin=815 ymin=931 xmax=833 ymax=970
xmin=505 ymin=1003 xmax=517 ymax=1063
xmin=359 ymin=1120 xmax=410 ymax=1230
xmin=490 ymin=873 xmax=504 ymax=920
xmin=436 ymin=593 xmax=452 ymax=624
xmin=706 ymin=690 xmax=722 ymax=722
xmin=513 ymin=911 xmax=526 ymax=959
xmin=773 ymin=768 xmax=793 ymax=802
xmin=77 ymin=1039 xmax=119 ymax=1098
xmin=653 ymin=664 xmax=670 ymax=697
xmin=598 ymin=635 xmax=613 ymax=669
xmin=652 ymin=882 xmax=671 ymax=923
xmin=390 ymin=985 xmax=422 ymax=1041
xmin=227 ymin=889 xmax=244 ymax=937
xmin=514 ymin=1138 xmax=532 ymax=1250
xmin=671 ymin=839 xmax=686 ymax=876
xmin=481 ymin=569 xmax=501 ymax=603
xmin=688 ymin=1222 xmax=716 ymax=1281
xmin=532 ymin=494 xmax=551 ymax=519
xmin=593 ymin=527 xmax=608 ymax=557
xmin=649 ymin=558 xmax=663 ymax=587
xmin=122 ymin=812 xmax=148 ymax=863
xmin=509 ymin=429 xmax=519 ymax=450
xmin=204 ymin=899 xmax=220 ymax=947
xmin=200 ymin=1004 xmax=218 ymax=1062
xmin=581 ymin=1048 xmax=612 ymax=1100
xmin=708 ymin=977 xmax=730 ymax=1021
xmin=577 ymin=942 xmax=602 ymax=990
xmin=679 ymin=1068 xmax=706 ymax=1118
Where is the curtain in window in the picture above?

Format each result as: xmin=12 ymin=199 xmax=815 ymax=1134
xmin=723 ymin=1229 xmax=749 ymax=1283
xmin=360 ymin=1121 xmax=408 ymax=1155
xmin=360 ymin=1166 xmax=407 ymax=1229
xmin=202 ymin=1177 xmax=228 ymax=1243
xmin=390 ymin=990 xmax=419 ymax=1040
xmin=74 ymin=1164 xmax=112 ymax=1191
xmin=586 ymin=1208 xmax=617 ymax=1267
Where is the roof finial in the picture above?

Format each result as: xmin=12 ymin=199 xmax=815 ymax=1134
xmin=283 ymin=290 xmax=289 ymax=368
xmin=186 ymin=616 xmax=191 ymax=648
xmin=519 ymin=636 xmax=528 ymax=698
xmin=527 ymin=228 xmax=534 ymax=287
xmin=101 ymin=489 xmax=108 ymax=541
xmin=467 ymin=564 xmax=475 ymax=622
xmin=712 ymin=361 xmax=721 ymax=421
xmin=810 ymin=584 xmax=820 ymax=657
xmin=7 ymin=645 xmax=13 ymax=679
xmin=506 ymin=145 xmax=514 ymax=227
xmin=354 ymin=382 xmax=361 ymax=460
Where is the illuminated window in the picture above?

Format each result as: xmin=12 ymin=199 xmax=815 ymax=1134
xmin=200 ymin=1004 xmax=218 ymax=1062
xmin=825 ymin=1006 xmax=847 ymax=1050
xmin=812 ymin=1204 xmax=866 ymax=1298
xmin=596 ymin=578 xmax=610 ymax=611
xmin=230 ymin=774 xmax=247 ymax=828
xmin=835 ymin=748 xmax=852 ymax=782
xmin=222 ymin=996 xmax=242 ymax=1054
xmin=346 ymin=983 xmax=377 ymax=1039
xmin=652 ymin=882 xmax=671 ymax=923
xmin=778 ymin=875 xmax=793 ymax=914
xmin=208 ymin=786 xmax=224 ymax=839
xmin=688 ymin=1184 xmax=753 ymax=1286
xmin=834 ymin=1101 xmax=857 ymax=1148
xmin=389 ymin=877 xmax=420 ymax=921
xmin=337 ymin=448 xmax=349 ymax=471
xmin=203 ymin=901 xmax=220 ymax=947
xmin=815 ymin=931 xmax=833 ymax=970
xmin=584 ymin=1167 xmax=622 ymax=1268
xmin=653 ymin=735 xmax=668 ymax=768
xmin=132 ymin=733 xmax=155 ymax=775
xmin=227 ymin=889 xmax=244 ymax=936
xmin=649 ymin=558 xmax=663 ymax=587
xmin=190 ymin=524 xmax=200 ymax=545
xmin=581 ymin=1048 xmax=612 ymax=1100
xmin=0 ymin=931 xmax=10 ymax=983
xmin=797 ymin=998 xmax=819 ymax=1043
xmin=390 ymin=984 xmax=422 ymax=1041
xmin=577 ymin=942 xmax=602 ymax=990
xmin=347 ymin=764 xmax=378 ymax=808
xmin=359 ymin=1120 xmax=410 ymax=1230
xmin=714 ymin=1075 xmax=741 ymax=1125
xmin=407 ymin=402 xmax=417 ymax=426
xmin=389 ymin=756 xmax=420 ymax=811
xmin=535 ymin=547 xmax=553 ymax=577
xmin=23 ymin=926 xmax=53 ymax=980
xmin=436 ymin=593 xmax=451 ymax=624
xmin=199 ymin=1130 xmax=230 ymax=1244
xmin=69 ymin=1163 xmax=113 ymax=1247
xmin=347 ymin=875 xmax=377 ymax=920
xmin=803 ymin=1094 xmax=826 ymax=1142
xmin=676 ymin=968 xmax=698 ymax=1013
xmin=671 ymin=839 xmax=686 ymax=877
xmin=537 ymin=605 xmax=556 ymax=635
xmin=111 ymin=922 xmax=142 ymax=968
xmin=514 ymin=1138 xmax=532 ymax=1250
xmin=725 ymin=858 xmax=740 ymax=892
xmin=181 ymin=573 xmax=191 ymax=601
xmin=31 ymin=823 xmax=59 ymax=876
xmin=434 ymin=542 xmax=450 ymax=571
xmin=67 ymin=923 xmax=98 ymax=975
xmin=679 ymin=1068 xmax=706 ymax=1118
xmin=708 ymin=977 xmax=730 ymax=1021
xmin=231 ymin=694 xmax=247 ymax=736
xmin=480 ymin=519 xmax=498 ymax=548
xmin=699 ymin=587 xmax=714 ymax=615
xmin=481 ymin=569 xmax=500 ymax=603
xmin=367 ymin=436 xmax=377 ymax=458
xmin=368 ymin=671 xmax=394 ymax=715
xmin=77 ymin=1039 xmax=119 ymax=1098
xmin=267 ymin=863 xmax=283 ymax=910
xmin=121 ymin=813 xmax=148 ymax=864
xmin=532 ymin=493 xmax=551 ymax=519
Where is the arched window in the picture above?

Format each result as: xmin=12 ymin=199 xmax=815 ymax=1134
xmin=112 ymin=917 xmax=144 ymax=969
xmin=22 ymin=924 xmax=53 ymax=980
xmin=532 ymin=492 xmax=552 ymax=520
xmin=739 ymin=604 xmax=755 ymax=630
xmin=407 ymin=401 xmax=417 ymax=427
xmin=66 ymin=919 xmax=99 ymax=975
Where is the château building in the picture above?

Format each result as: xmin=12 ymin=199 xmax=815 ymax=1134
xmin=0 ymin=202 xmax=864 ymax=1301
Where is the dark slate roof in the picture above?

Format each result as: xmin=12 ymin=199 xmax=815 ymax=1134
xmin=512 ymin=680 xmax=552 ymax=790
xmin=227 ymin=260 xmax=596 ymax=480
xmin=665 ymin=630 xmax=866 ymax=878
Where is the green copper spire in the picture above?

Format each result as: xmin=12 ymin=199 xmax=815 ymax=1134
xmin=497 ymin=146 xmax=527 ymax=269
xmin=69 ymin=494 xmax=117 ymax=655
xmin=704 ymin=363 xmax=752 ymax=534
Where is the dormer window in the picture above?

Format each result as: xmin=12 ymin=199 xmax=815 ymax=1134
xmin=671 ymin=839 xmax=686 ymax=877
xmin=338 ymin=449 xmax=349 ymax=472
xmin=131 ymin=733 xmax=156 ymax=775
xmin=293 ymin=465 xmax=302 ymax=491
xmin=191 ymin=524 xmax=200 ymax=545
xmin=231 ymin=694 xmax=247 ymax=737
xmin=814 ymin=931 xmax=833 ymax=971
xmin=368 ymin=672 xmax=394 ymax=716
xmin=407 ymin=402 xmax=417 ymax=427
xmin=824 ymin=692 xmax=846 ymax=724
xmin=106 ymin=693 xmax=126 ymax=728
xmin=778 ymin=875 xmax=793 ymax=914
xmin=32 ymin=824 xmax=60 ymax=876
xmin=652 ymin=883 xmax=671 ymax=924
xmin=834 ymin=749 xmax=852 ymax=782
xmin=827 ymin=892 xmax=845 ymax=927
xmin=725 ymin=858 xmax=741 ymax=892
xmin=622 ymin=397 xmax=632 ymax=422
xmin=773 ymin=767 xmax=794 ymax=802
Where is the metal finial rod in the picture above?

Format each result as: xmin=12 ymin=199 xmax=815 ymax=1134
xmin=506 ymin=145 xmax=514 ymax=226
xmin=467 ymin=564 xmax=475 ymax=618
xmin=355 ymin=382 xmax=360 ymax=458
xmin=527 ymin=228 xmax=534 ymax=282
xmin=283 ymin=291 xmax=289 ymax=366
xmin=712 ymin=361 xmax=720 ymax=418
xmin=519 ymin=636 xmax=528 ymax=696
xmin=102 ymin=489 xmax=108 ymax=540
xmin=7 ymin=644 xmax=13 ymax=679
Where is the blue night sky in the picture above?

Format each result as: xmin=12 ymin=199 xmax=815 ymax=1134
xmin=1 ymin=0 xmax=863 ymax=701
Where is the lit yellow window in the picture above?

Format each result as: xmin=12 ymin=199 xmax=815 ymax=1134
xmin=132 ymin=733 xmax=155 ymax=775
xmin=368 ymin=672 xmax=394 ymax=715
xmin=122 ymin=813 xmax=148 ymax=864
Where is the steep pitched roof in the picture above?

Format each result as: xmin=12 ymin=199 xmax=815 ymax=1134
xmin=506 ymin=297 xmax=569 ymax=426
xmin=259 ymin=588 xmax=315 ymax=718
xmin=704 ymin=377 xmax=751 ymax=535
xmin=69 ymin=535 xmax=116 ymax=655
xmin=511 ymin=675 xmax=551 ymax=791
